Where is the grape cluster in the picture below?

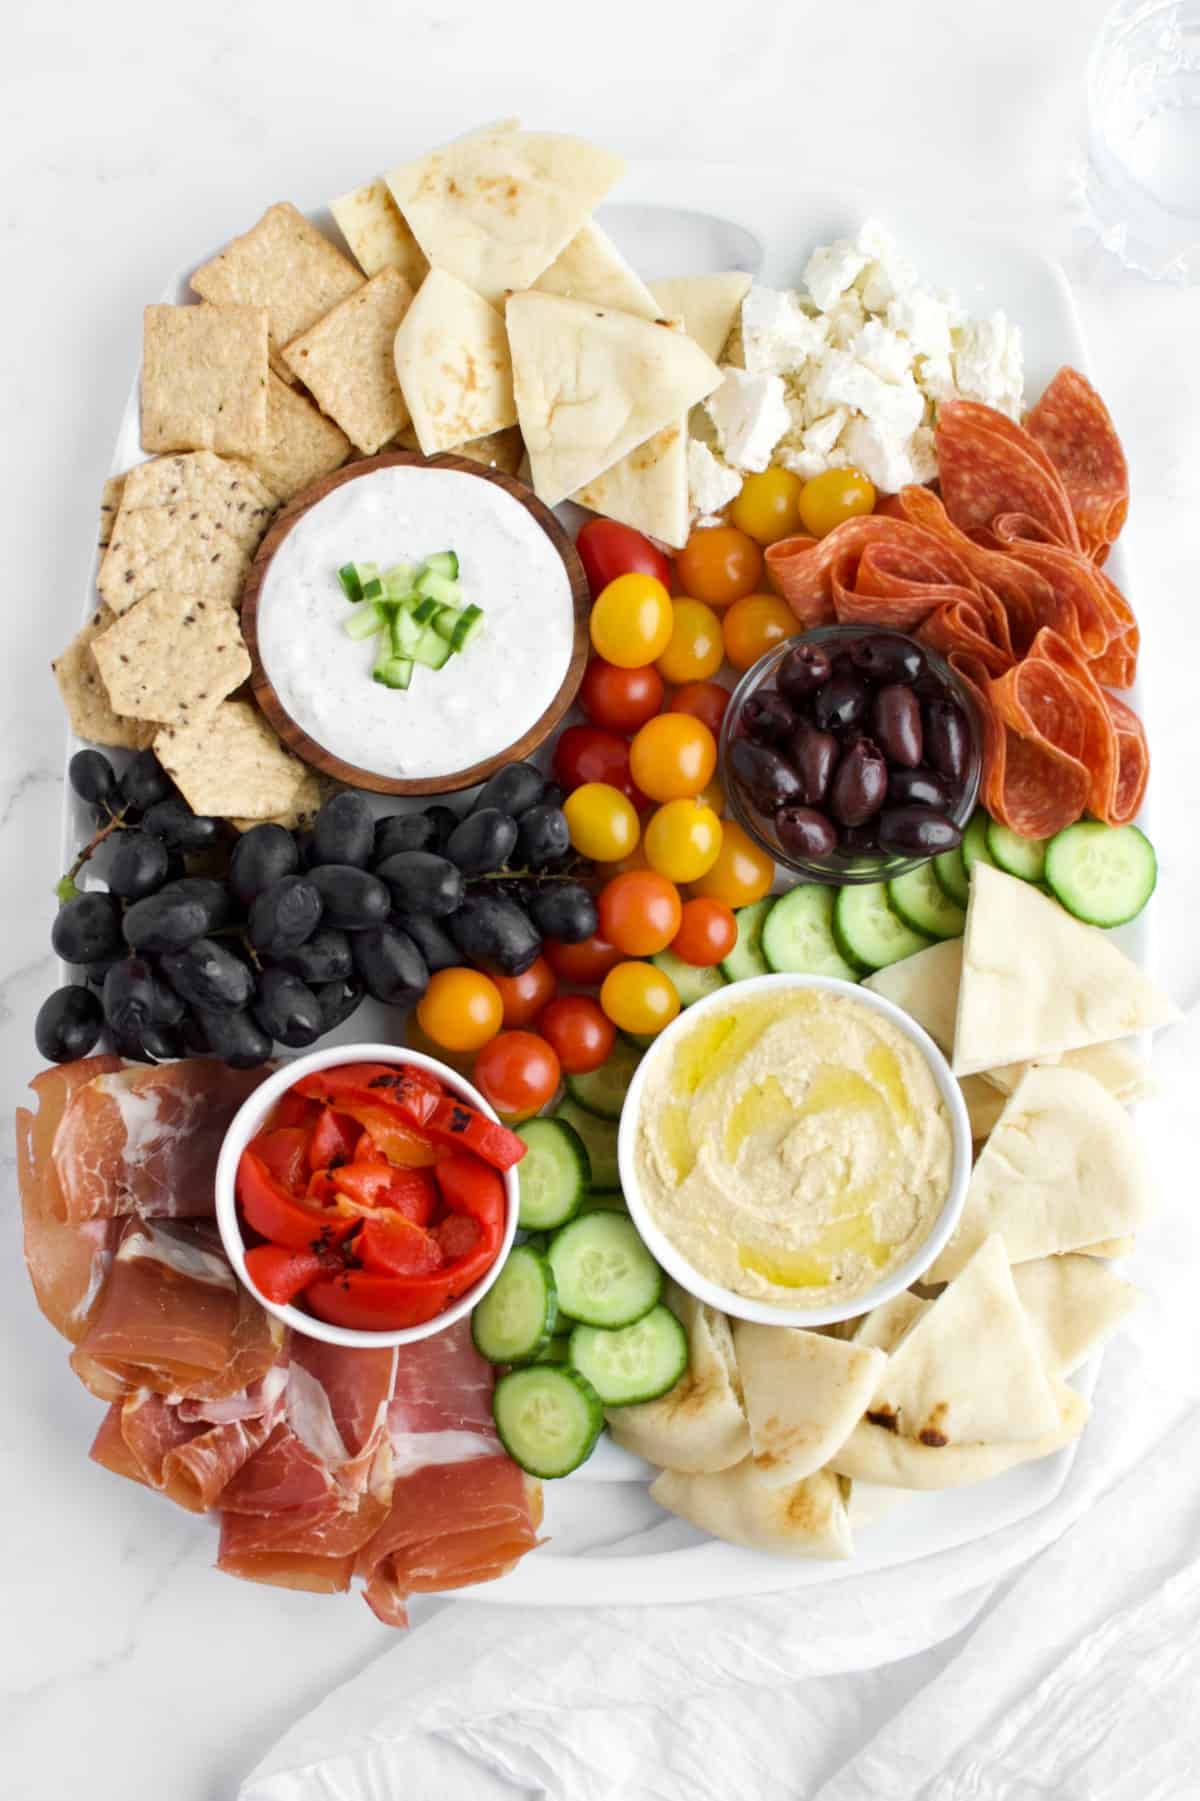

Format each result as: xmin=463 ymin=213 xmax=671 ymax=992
xmin=37 ymin=753 xmax=597 ymax=1067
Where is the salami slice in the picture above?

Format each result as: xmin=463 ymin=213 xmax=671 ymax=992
xmin=986 ymin=656 xmax=1094 ymax=838
xmin=1004 ymin=541 xmax=1114 ymax=662
xmin=894 ymin=486 xmax=1050 ymax=654
xmin=1023 ymin=367 xmax=1129 ymax=557
xmin=919 ymin=593 xmax=1014 ymax=678
xmin=767 ymin=515 xmax=982 ymax=634
xmin=1102 ymin=691 xmax=1150 ymax=825
xmin=937 ymin=401 xmax=1081 ymax=551
xmin=1029 ymin=631 xmax=1148 ymax=825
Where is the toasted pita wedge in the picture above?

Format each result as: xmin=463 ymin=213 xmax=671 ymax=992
xmin=851 ymin=1290 xmax=929 ymax=1355
xmin=1011 ymin=1255 xmax=1140 ymax=1379
xmin=863 ymin=939 xmax=962 ymax=1056
xmin=385 ymin=128 xmax=623 ymax=305
xmin=952 ymin=865 xmax=1177 ymax=1076
xmin=506 ymin=292 xmax=722 ymax=506
xmin=927 ymin=1068 xmax=1151 ymax=1283
xmin=330 ymin=177 xmax=428 ymax=285
xmin=536 ymin=221 xmax=659 ymax=317
xmin=984 ymin=1039 xmax=1150 ymax=1104
xmin=959 ymin=1073 xmax=1007 ymax=1141
xmin=732 ymin=1323 xmax=885 ymax=1487
xmin=829 ymin=1380 xmax=1088 ymax=1489
xmin=651 ymin=1461 xmax=852 ymax=1558
xmin=572 ymin=420 xmax=690 ymax=548
xmin=393 ymin=269 xmax=517 ymax=454
xmin=607 ymin=1285 xmax=749 ymax=1474
xmin=846 ymin=1481 xmax=910 ymax=1528
xmin=648 ymin=273 xmax=752 ymax=361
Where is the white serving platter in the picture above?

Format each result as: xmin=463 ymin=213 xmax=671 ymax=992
xmin=65 ymin=161 xmax=1149 ymax=1607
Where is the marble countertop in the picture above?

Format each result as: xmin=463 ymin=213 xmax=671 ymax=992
xmin=2 ymin=2 xmax=1197 ymax=1797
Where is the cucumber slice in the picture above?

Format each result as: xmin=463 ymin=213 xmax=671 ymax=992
xmin=515 ymin=1118 xmax=589 ymax=1230
xmin=719 ymin=897 xmax=773 ymax=982
xmin=762 ymin=885 xmax=858 ymax=980
xmin=887 ymin=864 xmax=966 ymax=940
xmin=531 ymin=1334 xmax=572 ymax=1364
xmin=961 ymin=810 xmax=996 ymax=877
xmin=492 ymin=1365 xmax=603 ymax=1478
xmin=410 ymin=593 xmax=442 ymax=626
xmin=833 ymin=882 xmax=933 ymax=971
xmin=650 ymin=947 xmax=726 ymax=1007
xmin=555 ymin=1098 xmax=619 ymax=1190
xmin=1044 ymin=822 xmax=1157 ymax=927
xmin=568 ymin=1304 xmax=688 ymax=1407
xmin=371 ymin=653 xmax=413 ymax=690
xmin=421 ymin=549 xmax=460 ymax=581
xmin=986 ymin=819 xmax=1049 ymax=883
xmin=471 ymin=1244 xmax=557 ymax=1364
xmin=547 ymin=1213 xmax=662 ymax=1328
xmin=563 ymin=1037 xmax=641 ymax=1120
xmin=933 ymin=846 xmax=970 ymax=908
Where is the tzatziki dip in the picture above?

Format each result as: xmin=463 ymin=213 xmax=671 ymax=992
xmin=256 ymin=465 xmax=574 ymax=779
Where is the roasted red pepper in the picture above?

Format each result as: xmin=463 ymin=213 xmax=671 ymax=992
xmin=305 ymin=1268 xmax=455 ymax=1331
xmin=331 ymin=1162 xmax=437 ymax=1227
xmin=357 ymin=1214 xmax=444 ymax=1277
xmin=307 ymin=1106 xmax=361 ymax=1173
xmin=252 ymin=1126 xmax=310 ymax=1193
xmin=294 ymin=1063 xmax=441 ymax=1127
xmin=427 ymin=1099 xmax=526 ymax=1172
xmin=433 ymin=1152 xmax=507 ymax=1296
xmin=244 ymin=1243 xmax=335 ymax=1305
xmin=237 ymin=1150 xmax=356 ymax=1253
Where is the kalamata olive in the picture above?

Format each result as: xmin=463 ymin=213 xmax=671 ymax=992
xmin=777 ymin=642 xmax=833 ymax=704
xmin=924 ymin=699 xmax=970 ymax=783
xmin=728 ymin=739 xmax=802 ymax=813
xmin=788 ymin=719 xmax=839 ymax=806
xmin=877 ymin=806 xmax=964 ymax=856
xmin=813 ymin=672 xmax=869 ymax=734
xmin=841 ymin=822 xmax=882 ymax=853
xmin=830 ymin=650 xmax=859 ymax=679
xmin=851 ymin=634 xmax=927 ymax=685
xmin=740 ymin=691 xmax=796 ymax=745
xmin=887 ymin=767 xmax=952 ymax=810
xmin=775 ymin=805 xmax=839 ymax=860
xmin=828 ymin=738 xmax=889 ymax=827
xmin=872 ymin=684 xmax=924 ymax=768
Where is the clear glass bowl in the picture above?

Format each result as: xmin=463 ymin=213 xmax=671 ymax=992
xmin=718 ymin=625 xmax=982 ymax=887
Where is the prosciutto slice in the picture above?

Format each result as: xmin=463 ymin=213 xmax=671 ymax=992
xmin=91 ymin=1370 xmax=289 ymax=1513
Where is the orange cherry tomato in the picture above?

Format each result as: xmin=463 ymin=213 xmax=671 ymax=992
xmin=671 ymin=898 xmax=738 ymax=966
xmin=797 ymin=467 xmax=877 ymax=538
xmin=675 ymin=525 xmax=763 ymax=607
xmin=562 ymin=782 xmax=640 ymax=861
xmin=689 ymin=818 xmax=774 ymax=906
xmin=589 ymin=573 xmax=674 ymax=667
xmin=607 ymin=841 xmax=652 ymax=876
xmin=579 ymin=658 xmax=665 ymax=732
xmin=416 ymin=968 xmax=504 ymax=1053
xmin=537 ymin=995 xmax=616 ymax=1075
xmin=491 ymin=956 xmax=557 ymax=1028
xmin=669 ymin=680 xmax=732 ymax=737
xmin=642 ymin=800 xmax=723 ymax=884
xmin=596 ymin=871 xmax=683 ymax=958
xmin=730 ymin=467 xmax=805 ymax=545
xmin=628 ymin=714 xmax=717 ymax=804
xmin=722 ymin=593 xmax=797 ymax=671
xmin=600 ymin=961 xmax=681 ymax=1036
xmin=543 ymin=932 xmax=625 ymax=987
xmin=656 ymin=599 xmax=724 ymax=684
xmin=472 ymin=1031 xmax=561 ymax=1121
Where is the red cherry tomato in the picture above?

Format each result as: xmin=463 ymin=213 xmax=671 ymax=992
xmin=552 ymin=725 xmax=645 ymax=808
xmin=579 ymin=658 xmax=666 ymax=732
xmin=473 ymin=1031 xmax=561 ymax=1120
xmin=542 ymin=932 xmax=625 ymax=987
xmin=491 ymin=956 xmax=557 ymax=1028
xmin=670 ymin=898 xmax=738 ymax=966
xmin=669 ymin=680 xmax=732 ymax=738
xmin=576 ymin=518 xmax=672 ymax=600
xmin=537 ymin=995 xmax=616 ymax=1075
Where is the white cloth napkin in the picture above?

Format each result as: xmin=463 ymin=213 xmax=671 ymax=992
xmin=240 ymin=1000 xmax=1200 ymax=1801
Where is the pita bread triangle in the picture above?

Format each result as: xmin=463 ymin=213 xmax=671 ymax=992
xmin=829 ymin=1380 xmax=1087 ymax=1490
xmin=1011 ymin=1254 xmax=1140 ymax=1379
xmin=732 ymin=1322 xmax=885 ymax=1486
xmin=572 ymin=417 xmax=689 ymax=548
xmin=607 ymin=1284 xmax=749 ymax=1475
xmin=650 ymin=1461 xmax=852 ymax=1559
xmin=505 ymin=292 xmax=722 ymax=506
xmin=863 ymin=938 xmax=962 ymax=1056
xmin=535 ymin=221 xmax=660 ymax=318
xmin=649 ymin=273 xmax=752 ymax=361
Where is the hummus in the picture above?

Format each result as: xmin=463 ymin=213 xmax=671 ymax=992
xmin=634 ymin=988 xmax=953 ymax=1309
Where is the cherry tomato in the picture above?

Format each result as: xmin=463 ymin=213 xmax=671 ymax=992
xmin=600 ymin=961 xmax=681 ymax=1036
xmin=403 ymin=1021 xmax=475 ymax=1080
xmin=671 ymin=897 xmax=738 ymax=966
xmin=730 ymin=467 xmax=805 ymax=545
xmin=675 ymin=525 xmax=763 ymax=607
xmin=579 ymin=658 xmax=665 ymax=732
xmin=656 ymin=599 xmax=724 ymax=684
xmin=697 ymin=775 xmax=725 ymax=818
xmin=722 ymin=593 xmax=797 ymax=671
xmin=491 ymin=956 xmax=557 ymax=1028
xmin=590 ymin=573 xmax=674 ymax=668
xmin=689 ymin=818 xmax=774 ymax=905
xmin=607 ymin=841 xmax=652 ymax=876
xmin=416 ymin=967 xmax=504 ymax=1053
xmin=642 ymin=799 xmax=723 ymax=884
xmin=473 ymin=1031 xmax=561 ymax=1120
xmin=562 ymin=783 xmax=640 ymax=862
xmin=537 ymin=995 xmax=616 ymax=1075
xmin=597 ymin=871 xmax=683 ymax=958
xmin=669 ymin=680 xmax=731 ymax=737
xmin=629 ymin=714 xmax=717 ymax=803
xmin=552 ymin=725 xmax=643 ymax=807
xmin=797 ymin=467 xmax=877 ymax=538
xmin=576 ymin=518 xmax=672 ymax=599
xmin=543 ymin=932 xmax=624 ymax=986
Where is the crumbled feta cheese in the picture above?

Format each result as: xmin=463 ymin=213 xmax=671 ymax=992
xmin=740 ymin=287 xmax=829 ymax=376
xmin=777 ymin=408 xmax=850 ymax=480
xmin=850 ymin=319 xmax=914 ymax=385
xmin=687 ymin=439 xmax=743 ymax=522
xmin=803 ymin=238 xmax=868 ymax=312
xmin=886 ymin=288 xmax=954 ymax=361
xmin=915 ymin=353 xmax=958 ymax=404
xmin=704 ymin=368 xmax=791 ymax=473
xmin=855 ymin=219 xmax=917 ymax=313
xmin=824 ymin=291 xmax=867 ymax=348
xmin=841 ymin=416 xmax=920 ymax=494
xmin=909 ymin=425 xmax=938 ymax=485
xmin=951 ymin=312 xmax=1024 ymax=418
xmin=807 ymin=352 xmax=925 ymax=440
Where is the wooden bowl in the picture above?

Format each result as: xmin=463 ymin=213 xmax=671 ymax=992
xmin=240 ymin=449 xmax=591 ymax=796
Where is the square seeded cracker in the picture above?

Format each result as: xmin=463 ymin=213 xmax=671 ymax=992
xmin=98 ymin=476 xmax=126 ymax=549
xmin=141 ymin=304 xmax=269 ymax=457
xmin=281 ymin=267 xmax=414 ymax=455
xmin=120 ymin=452 xmax=278 ymax=546
xmin=191 ymin=202 xmax=364 ymax=352
xmin=248 ymin=374 xmax=351 ymax=502
xmin=155 ymin=699 xmax=307 ymax=820
xmin=230 ymin=766 xmax=328 ymax=833
xmin=91 ymin=590 xmax=251 ymax=725
xmin=52 ymin=608 xmax=157 ymax=749
xmin=99 ymin=501 xmax=255 ymax=616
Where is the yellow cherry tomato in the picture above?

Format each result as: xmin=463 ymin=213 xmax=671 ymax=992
xmin=563 ymin=782 xmax=640 ymax=862
xmin=655 ymin=598 xmax=724 ymax=684
xmin=416 ymin=967 xmax=504 ymax=1053
xmin=722 ymin=593 xmax=797 ymax=671
xmin=675 ymin=525 xmax=763 ymax=607
xmin=629 ymin=713 xmax=718 ymax=803
xmin=589 ymin=573 xmax=674 ymax=668
xmin=730 ymin=467 xmax=805 ymax=545
xmin=643 ymin=799 xmax=723 ymax=884
xmin=697 ymin=775 xmax=725 ymax=818
xmin=689 ymin=818 xmax=774 ymax=906
xmin=796 ymin=467 xmax=877 ymax=539
xmin=600 ymin=961 xmax=681 ymax=1036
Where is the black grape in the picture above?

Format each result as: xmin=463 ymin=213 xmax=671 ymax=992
xmin=351 ymin=925 xmax=429 ymax=1006
xmin=252 ymin=968 xmax=323 ymax=1047
xmin=193 ymin=1007 xmax=273 ymax=1068
xmin=52 ymin=892 xmax=122 ymax=965
xmin=314 ymin=976 xmax=365 ymax=1033
xmin=69 ymin=750 xmax=118 ymax=812
xmin=516 ymin=805 xmax=570 ymax=870
xmin=445 ymin=808 xmax=518 ymax=876
xmin=446 ymin=895 xmax=541 ymax=976
xmin=373 ymin=812 xmax=436 ymax=861
xmin=273 ymin=927 xmax=354 ymax=984
xmin=312 ymin=791 xmax=374 ymax=868
xmin=103 ymin=957 xmax=186 ymax=1041
xmin=393 ymin=911 xmax=460 ymax=974
xmin=472 ymin=762 xmax=544 ymax=819
xmin=140 ymin=1021 xmax=185 ymax=1061
xmin=119 ymin=751 xmax=174 ymax=814
xmin=248 ymin=876 xmax=322 ymax=956
xmin=35 ymin=986 xmax=104 ymax=1062
xmin=160 ymin=939 xmax=255 ymax=1013
xmin=525 ymin=882 xmax=598 ymax=944
xmin=122 ymin=885 xmax=213 ymax=954
xmin=105 ymin=830 xmax=170 ymax=901
xmin=423 ymin=805 xmax=460 ymax=851
xmin=165 ymin=877 xmax=230 ymax=930
xmin=375 ymin=851 xmax=465 ymax=918
xmin=142 ymin=798 xmax=221 ymax=852
xmin=307 ymin=864 xmax=391 ymax=930
xmin=228 ymin=823 xmax=299 ymax=906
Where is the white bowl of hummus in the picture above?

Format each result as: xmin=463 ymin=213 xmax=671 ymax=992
xmin=618 ymin=973 xmax=972 ymax=1329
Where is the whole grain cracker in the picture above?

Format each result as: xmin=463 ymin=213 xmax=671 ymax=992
xmin=98 ymin=476 xmax=126 ymax=549
xmin=281 ymin=267 xmax=414 ymax=455
xmin=52 ymin=609 xmax=157 ymax=749
xmin=191 ymin=202 xmax=363 ymax=352
xmin=98 ymin=502 xmax=257 ymax=616
xmin=330 ymin=178 xmax=429 ymax=285
xmin=230 ymin=766 xmax=328 ymax=832
xmin=91 ymin=590 xmax=251 ymax=725
xmin=141 ymin=304 xmax=269 ymax=457
xmin=155 ymin=699 xmax=307 ymax=820
xmin=120 ymin=452 xmax=278 ymax=546
xmin=248 ymin=374 xmax=350 ymax=502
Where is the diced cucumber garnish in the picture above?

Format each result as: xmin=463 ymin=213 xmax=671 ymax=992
xmin=414 ymin=569 xmax=463 ymax=608
xmin=382 ymin=562 xmax=416 ymax=601
xmin=933 ymin=846 xmax=970 ymax=907
xmin=492 ymin=1364 xmax=603 ymax=1478
xmin=1044 ymin=821 xmax=1157 ymax=927
xmin=338 ymin=562 xmax=363 ymax=603
xmin=887 ymin=864 xmax=966 ymax=940
xmin=650 ymin=947 xmax=726 ymax=1007
xmin=547 ymin=1212 xmax=662 ymax=1329
xmin=371 ymin=652 xmax=413 ymax=690
xmin=471 ymin=1244 xmax=557 ymax=1364
xmin=563 ymin=1037 xmax=641 ymax=1121
xmin=421 ymin=549 xmax=460 ymax=581
xmin=762 ymin=885 xmax=858 ymax=980
xmin=986 ymin=819 xmax=1049 ymax=883
xmin=410 ymin=624 xmax=453 ymax=670
xmin=448 ymin=603 xmax=485 ymax=653
xmin=719 ymin=897 xmax=773 ymax=982
xmin=515 ymin=1118 xmax=589 ymax=1231
xmin=361 ymin=573 xmax=386 ymax=605
xmin=568 ymin=1304 xmax=688 ymax=1407
xmin=390 ymin=606 xmax=424 ymax=659
xmin=833 ymin=882 xmax=932 ymax=971
xmin=554 ymin=1098 xmax=619 ymax=1190
xmin=961 ymin=810 xmax=996 ymax=877
xmin=410 ymin=594 xmax=443 ymax=626
xmin=344 ymin=600 xmax=389 ymax=640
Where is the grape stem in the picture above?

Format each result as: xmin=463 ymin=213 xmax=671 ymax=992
xmin=469 ymin=863 xmax=592 ymax=885
xmin=55 ymin=810 xmax=130 ymax=902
